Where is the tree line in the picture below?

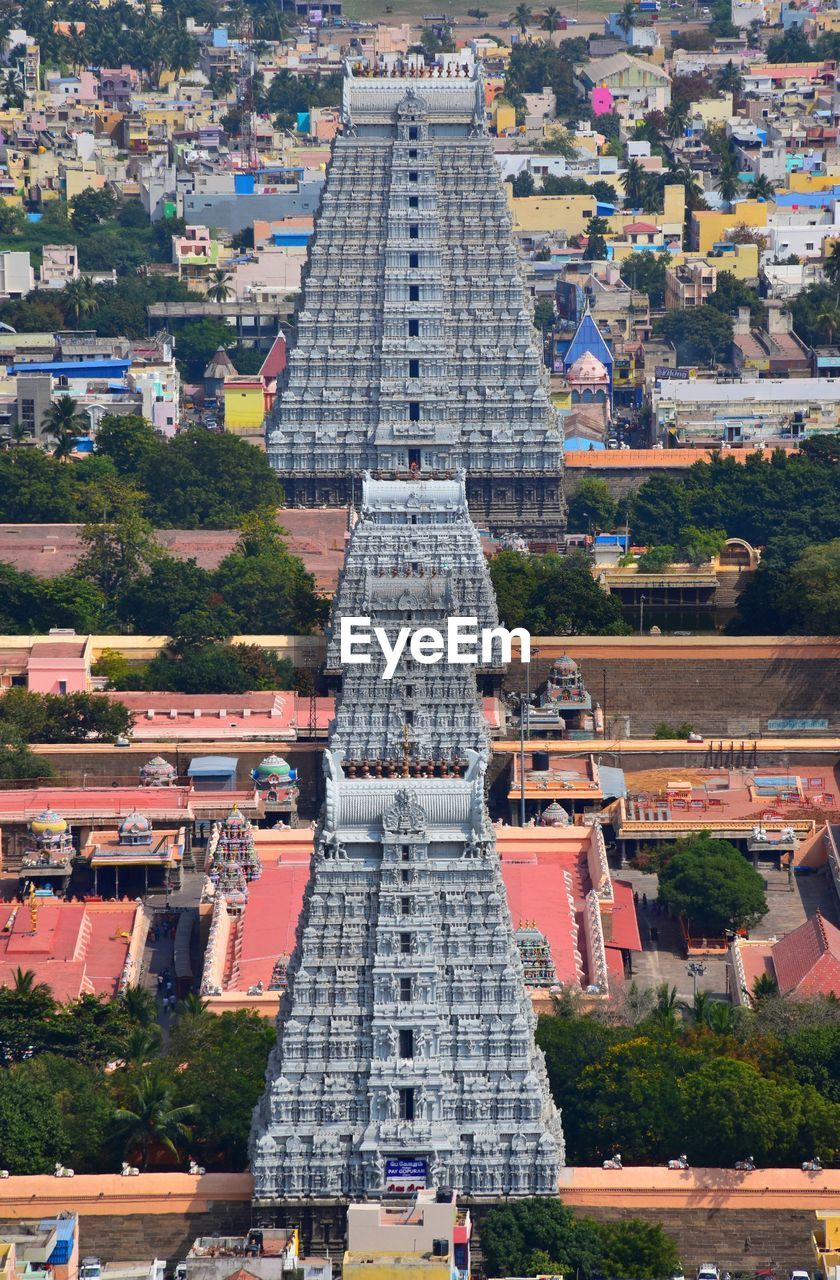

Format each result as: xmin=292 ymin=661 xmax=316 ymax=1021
xmin=625 ymin=440 xmax=840 ymax=634
xmin=0 ymin=982 xmax=273 ymax=1174
xmin=0 ymin=416 xmax=285 ymax=529
xmin=539 ymin=983 xmax=840 ymax=1168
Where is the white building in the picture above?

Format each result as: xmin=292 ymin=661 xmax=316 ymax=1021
xmin=0 ymin=251 xmax=34 ymax=299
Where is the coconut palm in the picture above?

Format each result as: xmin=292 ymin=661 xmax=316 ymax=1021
xmin=205 ymin=268 xmax=233 ymax=304
xmin=1 ymin=68 xmax=24 ymax=109
xmin=511 ymin=3 xmax=532 ymax=33
xmin=121 ymin=1024 xmax=164 ymax=1067
xmin=650 ymin=982 xmax=680 ymax=1033
xmin=616 ymin=0 xmax=636 ymax=36
xmin=10 ymin=967 xmax=52 ymax=997
xmin=815 ymin=308 xmax=840 ymax=345
xmin=542 ymin=4 xmax=562 ymax=39
xmin=43 ymin=395 xmax=88 ymax=460
xmin=706 ymin=1000 xmax=735 ymax=1035
xmin=120 ymin=985 xmax=158 ymax=1026
xmin=714 ymin=162 xmax=741 ymax=207
xmin=622 ymin=156 xmax=647 ymax=209
xmin=112 ymin=1072 xmax=197 ymax=1169
xmin=63 ymin=275 xmax=99 ymax=324
xmin=664 ymin=100 xmax=689 ymax=143
xmin=825 ymin=240 xmax=840 ymax=302
xmin=747 ymin=174 xmax=778 ymax=201
xmin=715 ymin=59 xmax=743 ymax=96
xmin=751 ymin=972 xmax=779 ymax=1003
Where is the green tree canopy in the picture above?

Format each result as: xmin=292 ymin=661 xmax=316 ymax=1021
xmin=490 ymin=550 xmax=630 ymax=635
xmin=657 ymin=835 xmax=768 ymax=935
xmin=567 ymin=477 xmax=618 ymax=534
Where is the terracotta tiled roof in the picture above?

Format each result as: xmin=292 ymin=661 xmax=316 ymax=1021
xmin=771 ymin=910 xmax=840 ymax=997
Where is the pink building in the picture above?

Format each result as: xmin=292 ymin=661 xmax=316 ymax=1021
xmin=592 ymin=85 xmax=614 ymax=116
xmin=25 ymin=636 xmax=92 ymax=694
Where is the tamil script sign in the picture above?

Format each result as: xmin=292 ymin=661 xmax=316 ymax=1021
xmin=767 ymin=718 xmax=829 ymax=731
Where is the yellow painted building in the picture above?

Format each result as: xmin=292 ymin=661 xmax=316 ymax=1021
xmin=223 ymin=377 xmax=265 ymax=432
xmin=787 ymin=170 xmax=840 ymax=193
xmin=813 ymin=1210 xmax=840 ymax=1276
xmin=508 ymin=191 xmax=599 ymax=239
xmin=693 ymin=93 xmax=733 ymax=126
xmin=343 ymin=1261 xmax=450 ymax=1280
xmin=691 ymin=200 xmax=769 ymax=254
xmin=492 ymin=99 xmax=516 ymax=135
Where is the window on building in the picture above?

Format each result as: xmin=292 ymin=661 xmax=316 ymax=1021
xmin=409 ymin=359 xmax=420 ymax=378
xmin=401 ymin=868 xmax=411 ymax=883
xmin=408 ymin=126 xmax=418 ymax=140
xmin=399 ymin=1087 xmax=415 ymax=1120
xmin=399 ymin=1029 xmax=414 ymax=1058
xmin=409 ymin=252 xmax=419 ymax=268
xmin=409 ymin=195 xmax=419 ymax=208
xmin=409 ymin=148 xmax=418 ymax=159
xmin=408 ymin=318 xmax=419 ymax=337
xmin=401 ymin=896 xmax=411 ymax=916
xmin=399 ymin=975 xmax=412 ymax=1001
xmin=409 ymin=284 xmax=420 ymax=301
xmin=409 ymin=224 xmax=419 ymax=239
xmin=409 ymin=401 xmax=420 ymax=421
xmin=58 ymin=681 xmax=67 ymax=694
xmin=400 ymin=932 xmax=412 ymax=954
xmin=409 ymin=170 xmax=418 ymax=182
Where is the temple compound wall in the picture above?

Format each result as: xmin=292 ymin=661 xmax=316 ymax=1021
xmin=265 ymin=69 xmax=566 ymax=538
xmin=249 ymin=475 xmax=563 ymax=1202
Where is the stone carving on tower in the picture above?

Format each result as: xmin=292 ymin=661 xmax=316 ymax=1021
xmin=264 ymin=66 xmax=566 ymax=538
xmin=250 ymin=475 xmax=564 ymax=1202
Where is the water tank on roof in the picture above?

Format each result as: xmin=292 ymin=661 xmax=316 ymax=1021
xmin=533 ymin=750 xmax=550 ymax=772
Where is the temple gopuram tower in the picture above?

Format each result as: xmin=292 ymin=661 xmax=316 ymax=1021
xmin=250 ymin=475 xmax=564 ymax=1202
xmin=265 ymin=67 xmax=566 ymax=538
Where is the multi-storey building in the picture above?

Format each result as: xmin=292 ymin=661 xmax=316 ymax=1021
xmin=265 ymin=68 xmax=566 ymax=537
xmin=250 ymin=475 xmax=564 ymax=1202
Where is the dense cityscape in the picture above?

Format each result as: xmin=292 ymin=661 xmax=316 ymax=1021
xmin=0 ymin=0 xmax=838 ymax=1279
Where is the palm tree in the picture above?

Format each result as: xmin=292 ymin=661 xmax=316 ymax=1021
xmin=616 ymin=0 xmax=636 ymax=36
xmin=542 ymin=4 xmax=562 ymax=39
xmin=112 ymin=1073 xmax=197 ymax=1169
xmin=205 ymin=269 xmax=233 ymax=304
xmin=691 ymin=988 xmax=711 ymax=1025
xmin=747 ymin=174 xmax=778 ymax=201
xmin=706 ymin=1000 xmax=734 ymax=1035
xmin=825 ymin=240 xmax=840 ymax=302
xmin=120 ymin=985 xmax=158 ymax=1026
xmin=43 ymin=395 xmax=88 ymax=460
xmin=511 ymin=3 xmax=532 ymax=33
xmin=815 ymin=308 xmax=840 ymax=345
xmin=622 ymin=156 xmax=647 ymax=209
xmin=664 ymin=100 xmax=689 ymax=143
xmin=650 ymin=982 xmax=680 ymax=1033
xmin=63 ymin=275 xmax=99 ymax=324
xmin=121 ymin=1024 xmax=163 ymax=1067
xmin=715 ymin=162 xmax=741 ymax=207
xmin=177 ymin=992 xmax=209 ymax=1022
xmin=1 ymin=68 xmax=24 ymax=109
xmin=211 ymin=68 xmax=235 ymax=98
xmin=751 ymin=972 xmax=779 ymax=1003
xmin=715 ymin=59 xmax=743 ymax=97
xmin=10 ymin=967 xmax=51 ymax=996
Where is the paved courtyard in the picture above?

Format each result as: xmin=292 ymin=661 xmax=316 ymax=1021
xmin=617 ymin=862 xmax=840 ymax=1002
